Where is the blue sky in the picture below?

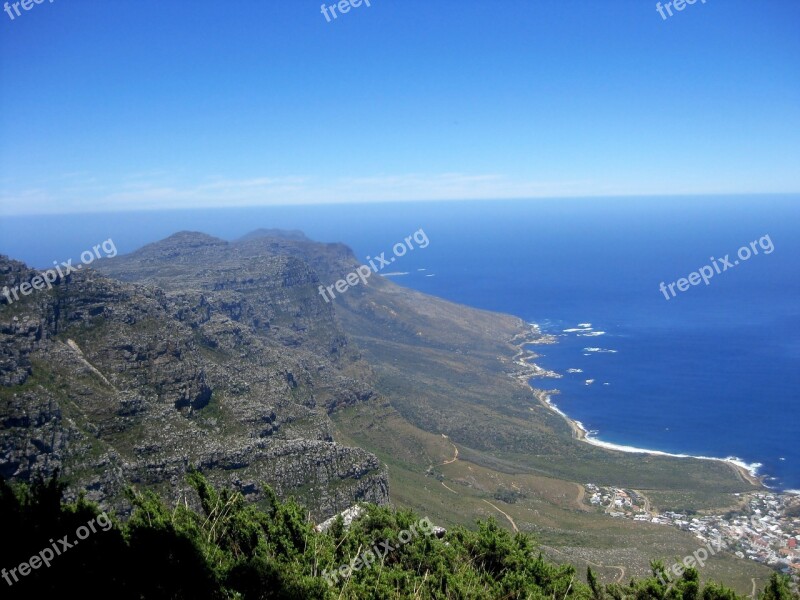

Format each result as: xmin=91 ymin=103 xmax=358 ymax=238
xmin=1 ymin=0 xmax=798 ymax=215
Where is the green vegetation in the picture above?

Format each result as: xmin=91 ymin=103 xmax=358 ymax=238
xmin=330 ymin=401 xmax=774 ymax=592
xmin=1 ymin=473 xmax=796 ymax=599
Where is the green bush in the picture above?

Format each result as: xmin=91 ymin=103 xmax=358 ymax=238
xmin=1 ymin=473 xmax=797 ymax=600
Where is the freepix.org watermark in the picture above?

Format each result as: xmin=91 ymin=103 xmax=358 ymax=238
xmin=657 ymin=535 xmax=723 ymax=585
xmin=656 ymin=0 xmax=706 ymax=21
xmin=322 ymin=516 xmax=435 ymax=587
xmin=320 ymin=0 xmax=370 ymax=23
xmin=318 ymin=229 xmax=429 ymax=303
xmin=658 ymin=234 xmax=774 ymax=301
xmin=2 ymin=512 xmax=113 ymax=587
xmin=1 ymin=238 xmax=117 ymax=306
xmin=3 ymin=0 xmax=54 ymax=22
xmin=657 ymin=515 xmax=767 ymax=586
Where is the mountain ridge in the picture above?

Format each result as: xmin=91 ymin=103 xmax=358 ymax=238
xmin=1 ymin=229 xmax=774 ymax=591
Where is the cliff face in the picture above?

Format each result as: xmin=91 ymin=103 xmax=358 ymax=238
xmin=0 ymin=232 xmax=387 ymax=519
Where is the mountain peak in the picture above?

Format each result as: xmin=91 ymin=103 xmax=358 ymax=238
xmin=237 ymin=229 xmax=311 ymax=243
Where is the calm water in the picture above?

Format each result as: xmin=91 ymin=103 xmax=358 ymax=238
xmin=2 ymin=196 xmax=798 ymax=489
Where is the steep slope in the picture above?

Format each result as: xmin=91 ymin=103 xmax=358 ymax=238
xmin=93 ymin=228 xmax=769 ymax=591
xmin=0 ymin=243 xmax=388 ymax=519
xmin=90 ymin=229 xmax=762 ymax=494
xmin=1 ymin=228 xmax=769 ymax=591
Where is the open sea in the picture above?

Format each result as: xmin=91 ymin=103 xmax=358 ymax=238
xmin=2 ymin=196 xmax=798 ymax=490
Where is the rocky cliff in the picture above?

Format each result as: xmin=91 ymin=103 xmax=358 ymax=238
xmin=0 ymin=231 xmax=388 ymax=519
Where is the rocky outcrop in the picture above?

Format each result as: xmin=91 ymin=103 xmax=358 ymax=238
xmin=0 ymin=234 xmax=389 ymax=519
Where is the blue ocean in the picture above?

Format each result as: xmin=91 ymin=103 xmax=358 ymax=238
xmin=2 ymin=196 xmax=798 ymax=489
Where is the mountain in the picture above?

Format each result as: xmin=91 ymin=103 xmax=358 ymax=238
xmin=0 ymin=229 xmax=773 ymax=592
xmin=0 ymin=235 xmax=387 ymax=519
xmin=236 ymin=228 xmax=311 ymax=242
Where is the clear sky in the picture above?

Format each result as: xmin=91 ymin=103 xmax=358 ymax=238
xmin=1 ymin=0 xmax=798 ymax=215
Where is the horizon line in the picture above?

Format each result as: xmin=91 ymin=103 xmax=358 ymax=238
xmin=2 ymin=191 xmax=798 ymax=219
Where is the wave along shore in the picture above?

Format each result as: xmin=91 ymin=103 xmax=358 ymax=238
xmin=513 ymin=323 xmax=764 ymax=487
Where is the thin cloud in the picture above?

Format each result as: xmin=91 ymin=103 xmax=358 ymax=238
xmin=0 ymin=171 xmax=766 ymax=216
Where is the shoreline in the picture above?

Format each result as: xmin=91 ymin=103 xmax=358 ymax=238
xmin=512 ymin=323 xmax=765 ymax=488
